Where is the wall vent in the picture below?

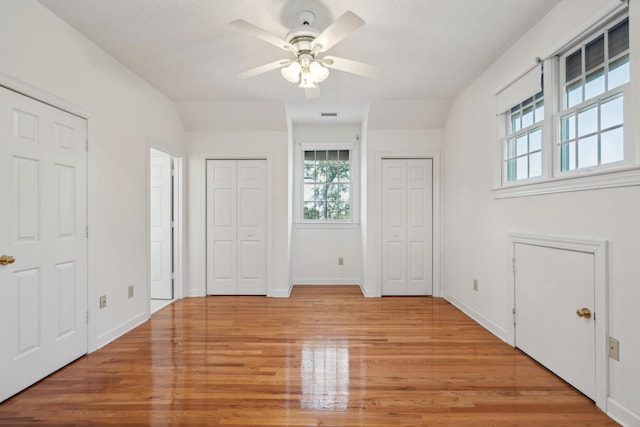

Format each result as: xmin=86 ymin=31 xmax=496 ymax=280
xmin=320 ymin=112 xmax=338 ymax=117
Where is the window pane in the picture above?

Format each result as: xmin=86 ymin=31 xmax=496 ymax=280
xmin=530 ymin=128 xmax=542 ymax=152
xmin=316 ymin=161 xmax=327 ymax=183
xmin=578 ymin=135 xmax=598 ymax=168
xmin=338 ymin=161 xmax=350 ymax=181
xmin=584 ymin=67 xmax=605 ymax=100
xmin=315 ymin=150 xmax=328 ymax=161
xmin=338 ymin=150 xmax=350 ymax=161
xmin=327 ymin=150 xmax=338 ymax=161
xmin=327 ymin=202 xmax=350 ymax=220
xmin=561 ymin=114 xmax=576 ymax=142
xmin=601 ymin=94 xmax=624 ymax=130
xmin=516 ymin=135 xmax=528 ymax=156
xmin=585 ymin=35 xmax=604 ymax=71
xmin=566 ymin=49 xmax=582 ymax=82
xmin=521 ymin=105 xmax=534 ymax=128
xmin=608 ymin=54 xmax=630 ymax=89
xmin=505 ymin=138 xmax=515 ymax=159
xmin=561 ymin=142 xmax=576 ymax=171
xmin=505 ymin=159 xmax=516 ymax=181
xmin=601 ymin=127 xmax=624 ymax=164
xmin=534 ymin=100 xmax=544 ymax=123
xmin=566 ymin=80 xmax=582 ymax=108
xmin=304 ymin=151 xmax=315 ymax=161
xmin=608 ymin=19 xmax=629 ymax=58
xmin=516 ymin=156 xmax=528 ymax=180
xmin=578 ymin=105 xmax=598 ymax=137
xmin=304 ymin=202 xmax=321 ymax=220
xmin=511 ymin=112 xmax=521 ymax=133
xmin=530 ymin=152 xmax=542 ymax=178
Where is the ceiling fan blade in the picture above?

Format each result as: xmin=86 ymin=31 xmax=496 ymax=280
xmin=236 ymin=59 xmax=291 ymax=79
xmin=311 ymin=11 xmax=365 ymax=53
xmin=230 ymin=19 xmax=297 ymax=54
xmin=322 ymin=56 xmax=379 ymax=79
xmin=305 ymin=86 xmax=321 ymax=99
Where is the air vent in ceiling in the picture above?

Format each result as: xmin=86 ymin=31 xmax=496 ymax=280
xmin=320 ymin=112 xmax=338 ymax=117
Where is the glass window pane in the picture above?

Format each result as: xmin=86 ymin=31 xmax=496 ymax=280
xmin=304 ymin=151 xmax=315 ymax=161
xmin=304 ymin=162 xmax=316 ymax=182
xmin=505 ymin=138 xmax=516 ymax=159
xmin=529 ymin=152 xmax=542 ymax=178
xmin=601 ymin=94 xmax=624 ymax=130
xmin=316 ymin=161 xmax=327 ymax=183
xmin=578 ymin=135 xmax=598 ymax=168
xmin=521 ymin=106 xmax=534 ymax=128
xmin=505 ymin=159 xmax=516 ymax=182
xmin=608 ymin=19 xmax=629 ymax=58
xmin=566 ymin=80 xmax=582 ymax=108
xmin=304 ymin=202 xmax=320 ymax=220
xmin=608 ymin=54 xmax=630 ymax=89
xmin=315 ymin=150 xmax=328 ymax=161
xmin=578 ymin=105 xmax=598 ymax=137
xmin=511 ymin=112 xmax=521 ymax=133
xmin=585 ymin=35 xmax=604 ymax=71
xmin=338 ymin=161 xmax=350 ymax=181
xmin=516 ymin=156 xmax=528 ymax=180
xmin=327 ymin=150 xmax=338 ymax=161
xmin=516 ymin=134 xmax=528 ymax=156
xmin=529 ymin=128 xmax=542 ymax=152
xmin=584 ymin=67 xmax=605 ymax=100
xmin=338 ymin=150 xmax=349 ymax=161
xmin=601 ymin=127 xmax=624 ymax=164
xmin=561 ymin=114 xmax=576 ymax=142
xmin=303 ymin=184 xmax=317 ymax=202
xmin=566 ymin=49 xmax=582 ymax=82
xmin=534 ymin=100 xmax=544 ymax=123
xmin=561 ymin=142 xmax=576 ymax=171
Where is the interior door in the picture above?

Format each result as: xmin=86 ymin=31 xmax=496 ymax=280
xmin=514 ymin=243 xmax=595 ymax=400
xmin=149 ymin=148 xmax=173 ymax=299
xmin=0 ymin=86 xmax=88 ymax=402
xmin=381 ymin=158 xmax=433 ymax=296
xmin=206 ymin=159 xmax=267 ymax=295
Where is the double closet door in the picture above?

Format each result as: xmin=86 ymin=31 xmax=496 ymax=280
xmin=206 ymin=160 xmax=267 ymax=295
xmin=381 ymin=158 xmax=433 ymax=296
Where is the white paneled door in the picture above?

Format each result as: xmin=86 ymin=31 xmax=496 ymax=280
xmin=381 ymin=159 xmax=433 ymax=296
xmin=149 ymin=149 xmax=173 ymax=299
xmin=0 ymin=86 xmax=87 ymax=402
xmin=206 ymin=160 xmax=267 ymax=295
xmin=514 ymin=243 xmax=596 ymax=400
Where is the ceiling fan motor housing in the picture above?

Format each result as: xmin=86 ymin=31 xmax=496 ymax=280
xmin=287 ymin=10 xmax=320 ymax=53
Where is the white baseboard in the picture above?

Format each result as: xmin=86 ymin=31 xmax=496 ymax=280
xmin=360 ymin=284 xmax=380 ymax=297
xmin=443 ymin=292 xmax=508 ymax=343
xmin=268 ymin=286 xmax=292 ymax=297
xmin=608 ymin=397 xmax=640 ymax=427
xmin=94 ymin=311 xmax=148 ymax=351
xmin=186 ymin=287 xmax=204 ymax=297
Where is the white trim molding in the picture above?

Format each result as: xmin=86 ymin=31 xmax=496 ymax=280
xmin=506 ymin=232 xmax=608 ymax=411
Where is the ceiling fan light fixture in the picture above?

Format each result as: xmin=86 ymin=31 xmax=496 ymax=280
xmin=309 ymin=61 xmax=329 ymax=83
xmin=298 ymin=70 xmax=316 ymax=89
xmin=281 ymin=61 xmax=301 ymax=83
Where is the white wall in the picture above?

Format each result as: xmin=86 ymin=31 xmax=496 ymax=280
xmin=361 ymin=129 xmax=444 ymax=297
xmin=186 ymin=130 xmax=290 ymax=297
xmin=0 ymin=1 xmax=187 ymax=350
xmin=443 ymin=0 xmax=640 ymax=422
xmin=290 ymin=124 xmax=362 ymax=285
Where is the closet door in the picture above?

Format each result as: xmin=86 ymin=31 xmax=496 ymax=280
xmin=206 ymin=160 xmax=266 ymax=295
xmin=381 ymin=158 xmax=433 ymax=296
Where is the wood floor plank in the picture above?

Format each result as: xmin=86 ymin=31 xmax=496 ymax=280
xmin=0 ymin=286 xmax=617 ymax=426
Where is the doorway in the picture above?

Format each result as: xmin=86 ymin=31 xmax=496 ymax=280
xmin=149 ymin=147 xmax=180 ymax=313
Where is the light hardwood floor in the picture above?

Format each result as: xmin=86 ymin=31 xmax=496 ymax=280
xmin=0 ymin=286 xmax=617 ymax=426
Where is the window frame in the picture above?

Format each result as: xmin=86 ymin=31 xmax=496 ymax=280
xmin=296 ymin=142 xmax=359 ymax=225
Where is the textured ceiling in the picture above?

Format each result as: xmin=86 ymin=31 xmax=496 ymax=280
xmin=37 ymin=0 xmax=562 ymax=128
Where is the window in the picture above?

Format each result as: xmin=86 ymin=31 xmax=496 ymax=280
xmin=503 ymin=91 xmax=544 ymax=182
xmin=559 ymin=17 xmax=629 ymax=172
xmin=303 ymin=149 xmax=351 ymax=221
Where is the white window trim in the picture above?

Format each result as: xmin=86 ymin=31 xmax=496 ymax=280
xmin=295 ymin=141 xmax=359 ymax=225
xmin=494 ymin=8 xmax=637 ymax=199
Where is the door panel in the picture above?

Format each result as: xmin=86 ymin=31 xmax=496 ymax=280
xmin=514 ymin=243 xmax=595 ymax=400
xmin=382 ymin=159 xmax=433 ymax=296
xmin=0 ymin=86 xmax=87 ymax=403
xmin=206 ymin=160 xmax=266 ymax=295
xmin=149 ymin=149 xmax=173 ymax=299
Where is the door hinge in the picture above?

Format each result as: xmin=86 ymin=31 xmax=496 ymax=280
xmin=85 ymin=225 xmax=89 ymax=238
xmin=512 ymin=258 xmax=516 ymax=273
xmin=512 ymin=307 xmax=516 ymax=325
xmin=86 ymin=139 xmax=89 ymax=152
xmin=86 ymin=310 xmax=89 ymax=324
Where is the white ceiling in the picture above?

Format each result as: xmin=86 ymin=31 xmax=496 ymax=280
xmin=37 ymin=0 xmax=562 ymax=129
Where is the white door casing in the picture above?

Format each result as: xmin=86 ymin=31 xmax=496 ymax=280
xmin=381 ymin=158 xmax=433 ymax=296
xmin=514 ymin=242 xmax=596 ymax=400
xmin=0 ymin=86 xmax=88 ymax=402
xmin=206 ymin=159 xmax=267 ymax=295
xmin=149 ymin=149 xmax=173 ymax=299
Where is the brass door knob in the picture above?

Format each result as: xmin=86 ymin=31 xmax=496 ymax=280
xmin=0 ymin=255 xmax=15 ymax=265
xmin=576 ymin=307 xmax=591 ymax=319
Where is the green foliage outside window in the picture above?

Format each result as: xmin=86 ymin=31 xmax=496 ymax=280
xmin=303 ymin=150 xmax=350 ymax=220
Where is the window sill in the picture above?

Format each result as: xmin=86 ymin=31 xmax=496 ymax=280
xmin=295 ymin=222 xmax=360 ymax=230
xmin=493 ymin=165 xmax=640 ymax=199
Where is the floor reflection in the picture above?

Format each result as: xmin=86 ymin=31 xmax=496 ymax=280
xmin=300 ymin=340 xmax=349 ymax=410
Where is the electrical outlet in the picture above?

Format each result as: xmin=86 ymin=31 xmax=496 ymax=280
xmin=338 ymin=257 xmax=344 ymax=266
xmin=99 ymin=295 xmax=107 ymax=309
xmin=608 ymin=337 xmax=620 ymax=361
xmin=473 ymin=279 xmax=478 ymax=291
xmin=128 ymin=285 xmax=134 ymax=299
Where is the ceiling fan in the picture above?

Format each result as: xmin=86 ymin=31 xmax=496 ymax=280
xmin=231 ymin=10 xmax=379 ymax=98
